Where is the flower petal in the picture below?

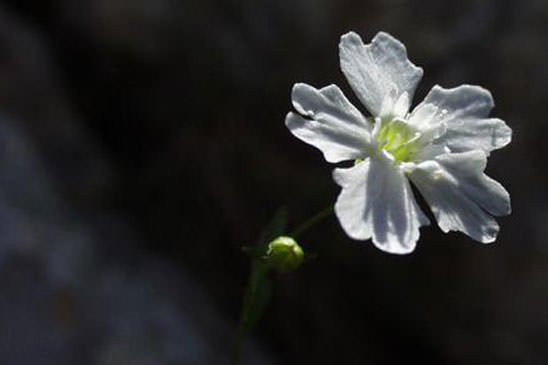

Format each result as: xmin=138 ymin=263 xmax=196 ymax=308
xmin=333 ymin=154 xmax=429 ymax=254
xmin=412 ymin=143 xmax=449 ymax=162
xmin=339 ymin=31 xmax=423 ymax=118
xmin=410 ymin=85 xmax=512 ymax=153
xmin=442 ymin=117 xmax=511 ymax=154
xmin=409 ymin=157 xmax=502 ymax=243
xmin=286 ymin=83 xmax=372 ymax=163
xmin=435 ymin=151 xmax=511 ymax=216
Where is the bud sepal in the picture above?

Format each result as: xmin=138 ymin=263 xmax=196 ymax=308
xmin=265 ymin=236 xmax=304 ymax=273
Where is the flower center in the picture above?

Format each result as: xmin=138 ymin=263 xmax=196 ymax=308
xmin=375 ymin=118 xmax=419 ymax=163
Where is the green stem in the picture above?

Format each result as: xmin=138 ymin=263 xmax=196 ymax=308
xmin=290 ymin=205 xmax=334 ymax=238
xmin=231 ymin=323 xmax=246 ymax=365
xmin=231 ymin=206 xmax=333 ymax=364
xmin=231 ymin=261 xmax=271 ymax=365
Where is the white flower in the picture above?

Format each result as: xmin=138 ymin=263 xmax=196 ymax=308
xmin=285 ymin=31 xmax=512 ymax=254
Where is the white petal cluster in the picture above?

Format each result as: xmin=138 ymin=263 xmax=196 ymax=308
xmin=286 ymin=31 xmax=511 ymax=254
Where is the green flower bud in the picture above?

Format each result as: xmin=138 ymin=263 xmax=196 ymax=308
xmin=266 ymin=236 xmax=304 ymax=273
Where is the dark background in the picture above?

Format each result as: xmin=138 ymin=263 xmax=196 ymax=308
xmin=0 ymin=0 xmax=545 ymax=364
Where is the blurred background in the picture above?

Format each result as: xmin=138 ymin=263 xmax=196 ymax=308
xmin=0 ymin=0 xmax=545 ymax=363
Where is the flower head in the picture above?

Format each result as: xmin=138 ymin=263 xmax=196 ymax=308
xmin=285 ymin=31 xmax=511 ymax=254
xmin=266 ymin=236 xmax=305 ymax=272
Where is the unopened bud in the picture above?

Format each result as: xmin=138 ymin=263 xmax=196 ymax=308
xmin=266 ymin=236 xmax=304 ymax=273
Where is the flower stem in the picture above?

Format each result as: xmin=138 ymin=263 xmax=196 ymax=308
xmin=231 ymin=206 xmax=333 ymax=364
xmin=231 ymin=261 xmax=271 ymax=365
xmin=290 ymin=205 xmax=334 ymax=238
